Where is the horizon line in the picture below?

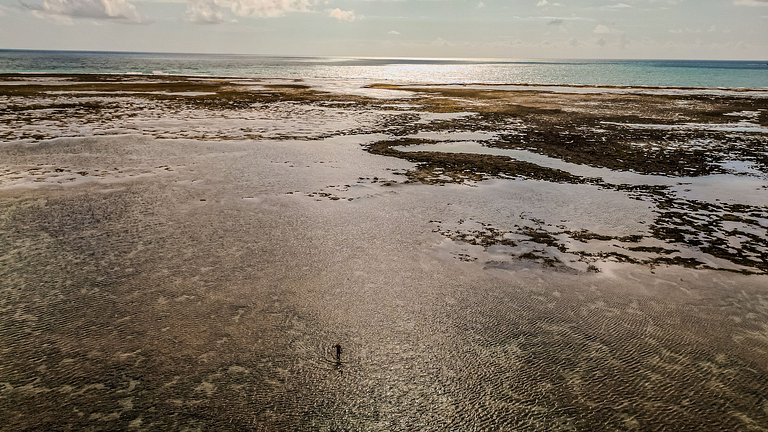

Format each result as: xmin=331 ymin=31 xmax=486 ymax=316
xmin=0 ymin=47 xmax=766 ymax=64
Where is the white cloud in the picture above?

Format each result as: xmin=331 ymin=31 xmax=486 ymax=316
xmin=21 ymin=0 xmax=144 ymax=22
xmin=734 ymin=0 xmax=768 ymax=5
xmin=328 ymin=7 xmax=355 ymax=22
xmin=512 ymin=15 xmax=592 ymax=22
xmin=536 ymin=0 xmax=562 ymax=7
xmin=388 ymin=30 xmax=400 ymax=35
xmin=222 ymin=0 xmax=313 ymax=17
xmin=592 ymin=22 xmax=628 ymax=49
xmin=593 ymin=24 xmax=619 ymax=34
xmin=668 ymin=25 xmax=719 ymax=34
xmin=186 ymin=0 xmax=223 ymax=23
xmin=430 ymin=37 xmax=450 ymax=47
xmin=603 ymin=3 xmax=632 ymax=9
xmin=185 ymin=0 xmax=315 ymax=23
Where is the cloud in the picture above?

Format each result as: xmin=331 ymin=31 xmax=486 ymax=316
xmin=512 ymin=15 xmax=592 ymax=22
xmin=593 ymin=24 xmax=611 ymax=34
xmin=592 ymin=22 xmax=628 ymax=49
xmin=388 ymin=30 xmax=400 ymax=35
xmin=185 ymin=0 xmax=315 ymax=23
xmin=668 ymin=25 xmax=719 ymax=34
xmin=734 ymin=0 xmax=768 ymax=5
xmin=602 ymin=2 xmax=632 ymax=9
xmin=328 ymin=7 xmax=355 ymax=22
xmin=593 ymin=24 xmax=619 ymax=34
xmin=536 ymin=0 xmax=562 ymax=7
xmin=222 ymin=0 xmax=313 ymax=17
xmin=20 ymin=0 xmax=144 ymax=22
xmin=186 ymin=0 xmax=223 ymax=23
xmin=430 ymin=37 xmax=450 ymax=47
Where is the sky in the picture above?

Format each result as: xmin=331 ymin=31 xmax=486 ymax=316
xmin=0 ymin=0 xmax=766 ymax=59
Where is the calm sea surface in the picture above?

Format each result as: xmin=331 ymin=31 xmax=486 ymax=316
xmin=1 ymin=49 xmax=767 ymax=88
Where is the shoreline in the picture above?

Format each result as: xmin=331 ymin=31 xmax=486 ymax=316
xmin=2 ymin=72 xmax=768 ymax=92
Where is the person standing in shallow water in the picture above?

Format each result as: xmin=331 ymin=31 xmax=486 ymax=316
xmin=334 ymin=344 xmax=342 ymax=363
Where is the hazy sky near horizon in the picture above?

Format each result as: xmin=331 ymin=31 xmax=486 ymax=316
xmin=0 ymin=0 xmax=766 ymax=59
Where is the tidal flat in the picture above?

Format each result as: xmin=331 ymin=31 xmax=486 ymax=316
xmin=1 ymin=74 xmax=767 ymax=431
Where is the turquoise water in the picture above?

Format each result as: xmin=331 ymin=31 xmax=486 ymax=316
xmin=0 ymin=49 xmax=766 ymax=88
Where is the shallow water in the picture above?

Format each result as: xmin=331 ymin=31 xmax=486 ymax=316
xmin=602 ymin=120 xmax=768 ymax=134
xmin=395 ymin=141 xmax=768 ymax=206
xmin=2 ymin=134 xmax=767 ymax=431
xmin=1 ymin=78 xmax=767 ymax=430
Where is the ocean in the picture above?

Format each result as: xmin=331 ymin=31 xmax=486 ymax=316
xmin=0 ymin=49 xmax=766 ymax=88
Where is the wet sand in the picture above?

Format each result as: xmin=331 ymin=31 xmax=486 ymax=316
xmin=1 ymin=75 xmax=767 ymax=430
